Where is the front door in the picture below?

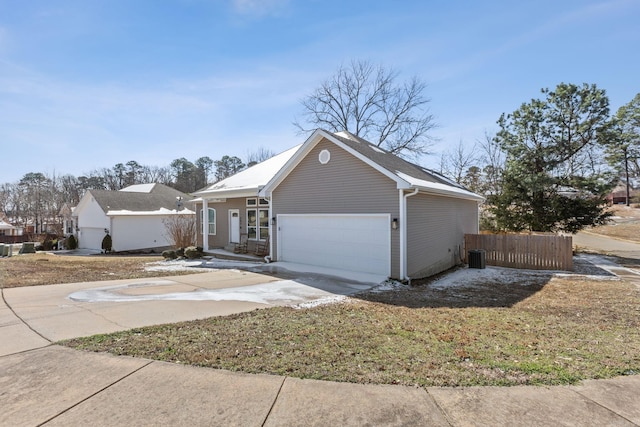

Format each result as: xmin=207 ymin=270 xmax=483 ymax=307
xmin=229 ymin=209 xmax=240 ymax=243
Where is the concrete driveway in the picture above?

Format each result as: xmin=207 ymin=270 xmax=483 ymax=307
xmin=1 ymin=265 xmax=378 ymax=356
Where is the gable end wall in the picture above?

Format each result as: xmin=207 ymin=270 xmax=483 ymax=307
xmin=271 ymin=138 xmax=400 ymax=278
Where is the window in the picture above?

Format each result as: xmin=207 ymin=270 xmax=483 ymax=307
xmin=247 ymin=208 xmax=269 ymax=240
xmin=247 ymin=197 xmax=268 ymax=206
xmin=207 ymin=208 xmax=216 ymax=235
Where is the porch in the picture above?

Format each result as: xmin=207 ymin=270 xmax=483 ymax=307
xmin=205 ymin=248 xmax=265 ymax=263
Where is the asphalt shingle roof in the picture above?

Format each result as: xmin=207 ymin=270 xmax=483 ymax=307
xmin=331 ymin=131 xmax=468 ymax=190
xmin=89 ymin=184 xmax=190 ymax=213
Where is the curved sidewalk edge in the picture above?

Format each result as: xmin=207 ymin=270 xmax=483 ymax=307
xmin=1 ymin=346 xmax=638 ymax=426
xmin=0 ymin=288 xmax=51 ymax=356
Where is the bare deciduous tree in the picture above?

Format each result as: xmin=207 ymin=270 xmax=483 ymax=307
xmin=439 ymin=140 xmax=480 ymax=185
xmin=163 ymin=214 xmax=196 ymax=249
xmin=246 ymin=147 xmax=275 ymax=167
xmin=294 ymin=60 xmax=436 ymax=159
xmin=478 ymin=131 xmax=505 ymax=196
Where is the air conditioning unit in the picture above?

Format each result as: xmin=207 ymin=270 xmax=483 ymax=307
xmin=468 ymin=249 xmax=486 ymax=269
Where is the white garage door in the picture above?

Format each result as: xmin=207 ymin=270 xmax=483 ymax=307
xmin=278 ymin=214 xmax=391 ymax=276
xmin=78 ymin=227 xmax=105 ymax=250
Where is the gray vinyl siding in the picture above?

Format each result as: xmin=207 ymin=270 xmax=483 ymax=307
xmin=272 ymin=138 xmax=401 ymax=278
xmin=406 ymin=194 xmax=479 ymax=279
xmin=196 ymin=198 xmax=261 ymax=251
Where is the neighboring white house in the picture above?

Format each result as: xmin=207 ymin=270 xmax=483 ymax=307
xmin=73 ymin=183 xmax=194 ymax=252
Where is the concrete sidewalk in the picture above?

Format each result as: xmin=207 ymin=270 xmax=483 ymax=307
xmin=2 ymin=267 xmax=640 ymax=426
xmin=1 ymin=345 xmax=639 ymax=426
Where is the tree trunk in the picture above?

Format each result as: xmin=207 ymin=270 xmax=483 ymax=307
xmin=625 ymin=151 xmax=630 ymax=207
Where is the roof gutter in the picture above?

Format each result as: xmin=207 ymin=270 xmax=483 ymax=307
xmin=193 ymin=187 xmax=260 ymax=200
xmin=413 ymin=185 xmax=485 ymax=202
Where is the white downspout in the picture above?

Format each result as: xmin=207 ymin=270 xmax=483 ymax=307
xmin=263 ymin=194 xmax=273 ymax=262
xmin=400 ymin=188 xmax=419 ymax=281
xmin=202 ymin=199 xmax=209 ymax=251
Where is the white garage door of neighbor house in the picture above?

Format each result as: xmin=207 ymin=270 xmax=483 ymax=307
xmin=278 ymin=214 xmax=391 ymax=276
xmin=79 ymin=227 xmax=105 ymax=250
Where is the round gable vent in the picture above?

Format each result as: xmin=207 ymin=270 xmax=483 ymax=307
xmin=319 ymin=149 xmax=331 ymax=164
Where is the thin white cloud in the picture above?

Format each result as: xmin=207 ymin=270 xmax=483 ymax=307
xmin=0 ymin=57 xmax=314 ymax=181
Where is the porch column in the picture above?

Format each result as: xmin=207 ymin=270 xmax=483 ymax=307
xmin=202 ymin=199 xmax=209 ymax=251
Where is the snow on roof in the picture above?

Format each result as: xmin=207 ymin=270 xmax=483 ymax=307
xmin=395 ymin=171 xmax=485 ymax=201
xmin=107 ymin=208 xmax=195 ymax=216
xmin=120 ymin=183 xmax=156 ymax=193
xmin=194 ymin=145 xmax=302 ymax=197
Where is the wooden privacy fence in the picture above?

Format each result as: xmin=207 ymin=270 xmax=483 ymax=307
xmin=464 ymin=234 xmax=573 ymax=271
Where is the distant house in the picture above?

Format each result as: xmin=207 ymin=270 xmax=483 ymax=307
xmin=606 ymin=182 xmax=638 ymax=205
xmin=0 ymin=214 xmax=23 ymax=237
xmin=73 ymin=183 xmax=194 ymax=252
xmin=193 ymin=130 xmax=483 ymax=280
xmin=59 ymin=203 xmax=76 ymax=237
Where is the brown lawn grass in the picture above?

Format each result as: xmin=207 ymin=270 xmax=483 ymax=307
xmin=0 ymin=253 xmax=198 ymax=288
xmin=588 ymin=205 xmax=640 ymax=243
xmin=62 ymin=273 xmax=640 ymax=387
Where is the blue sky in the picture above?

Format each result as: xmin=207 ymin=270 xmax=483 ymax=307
xmin=1 ymin=0 xmax=639 ymax=183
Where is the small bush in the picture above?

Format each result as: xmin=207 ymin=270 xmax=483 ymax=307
xmin=42 ymin=239 xmax=56 ymax=251
xmin=162 ymin=250 xmax=177 ymax=259
xmin=66 ymin=235 xmax=78 ymax=250
xmin=184 ymin=246 xmax=202 ymax=259
xmin=101 ymin=234 xmax=112 ymax=253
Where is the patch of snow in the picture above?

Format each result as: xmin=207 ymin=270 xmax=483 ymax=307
xmin=145 ymin=260 xmax=213 ymax=272
xmin=145 ymin=258 xmax=265 ymax=272
xmin=293 ymin=295 xmax=348 ymax=309
xmin=194 ymin=145 xmax=301 ymax=196
xmin=107 ymin=208 xmax=195 ymax=216
xmin=429 ymin=266 xmax=551 ymax=289
xmin=68 ymin=280 xmax=338 ymax=305
xmin=368 ymin=280 xmax=405 ymax=293
xmin=119 ymin=183 xmax=156 ymax=193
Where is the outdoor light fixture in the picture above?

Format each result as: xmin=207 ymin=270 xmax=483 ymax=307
xmin=271 ymin=217 xmax=277 ymax=225
xmin=392 ymin=218 xmax=398 ymax=230
xmin=176 ymin=196 xmax=183 ymax=210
